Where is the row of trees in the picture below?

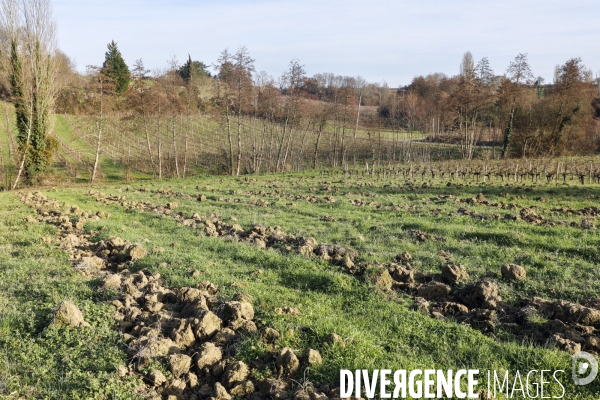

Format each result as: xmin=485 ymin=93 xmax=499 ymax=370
xmin=50 ymin=47 xmax=600 ymax=179
xmin=380 ymin=52 xmax=600 ymax=159
xmin=62 ymin=43 xmax=392 ymax=178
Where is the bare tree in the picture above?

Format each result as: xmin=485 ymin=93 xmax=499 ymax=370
xmin=214 ymin=49 xmax=235 ymax=175
xmin=129 ymin=58 xmax=157 ymax=177
xmin=459 ymin=51 xmax=475 ymax=77
xmin=501 ymin=53 xmax=534 ymax=157
xmin=166 ymin=57 xmax=182 ymax=178
xmin=352 ymin=76 xmax=366 ymax=165
xmin=277 ymin=59 xmax=305 ymax=172
xmin=87 ymin=65 xmax=114 ymax=183
xmin=232 ymin=46 xmax=255 ymax=175
xmin=313 ymin=103 xmax=329 ymax=169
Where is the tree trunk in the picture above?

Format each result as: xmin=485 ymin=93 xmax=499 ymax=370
xmin=341 ymin=104 xmax=348 ymax=166
xmin=172 ymin=115 xmax=180 ymax=178
xmin=90 ymin=79 xmax=103 ymax=183
xmin=313 ymin=128 xmax=323 ymax=170
xmin=276 ymin=115 xmax=289 ymax=172
xmin=282 ymin=126 xmax=294 ymax=170
xmin=183 ymin=114 xmax=188 ymax=178
xmin=12 ymin=115 xmax=32 ymax=189
xmin=226 ymin=102 xmax=233 ymax=175
xmin=353 ymin=94 xmax=362 ymax=165
xmin=502 ymin=109 xmax=515 ymax=158
xmin=236 ymin=112 xmax=242 ymax=175
xmin=157 ymin=116 xmax=162 ymax=179
xmin=143 ymin=114 xmax=156 ymax=178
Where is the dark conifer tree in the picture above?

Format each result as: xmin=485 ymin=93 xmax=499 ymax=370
xmin=178 ymin=55 xmax=211 ymax=82
xmin=103 ymin=41 xmax=130 ymax=95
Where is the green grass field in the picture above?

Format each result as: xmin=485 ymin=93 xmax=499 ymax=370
xmin=324 ymin=124 xmax=427 ymax=142
xmin=353 ymin=127 xmax=427 ymax=142
xmin=1 ymin=169 xmax=600 ymax=399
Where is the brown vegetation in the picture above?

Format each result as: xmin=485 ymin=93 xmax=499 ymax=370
xmin=2 ymin=42 xmax=600 ymax=184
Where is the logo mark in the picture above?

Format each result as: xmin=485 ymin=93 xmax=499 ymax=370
xmin=572 ymin=351 xmax=598 ymax=386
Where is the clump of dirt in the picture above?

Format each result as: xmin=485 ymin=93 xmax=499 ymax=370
xmin=501 ymin=264 xmax=527 ymax=281
xmin=581 ymin=218 xmax=595 ymax=230
xmin=366 ymin=268 xmax=393 ymax=290
xmin=274 ymin=306 xmax=301 ymax=315
xmin=408 ymin=229 xmax=446 ymax=242
xmin=52 ymin=300 xmax=90 ymax=328
xmin=441 ymin=263 xmax=469 ymax=284
xmin=417 ymin=281 xmax=452 ymax=299
xmin=520 ymin=207 xmax=545 ymax=225
xmin=459 ymin=279 xmax=502 ymax=310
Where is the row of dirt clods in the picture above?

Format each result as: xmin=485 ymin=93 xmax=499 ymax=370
xmin=369 ymin=252 xmax=600 ymax=356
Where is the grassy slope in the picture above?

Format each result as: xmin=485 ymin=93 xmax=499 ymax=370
xmin=53 ymin=114 xmax=131 ymax=183
xmin=0 ymin=104 xmax=134 ymax=185
xmin=53 ymin=114 xmax=94 ymax=160
xmin=0 ymin=172 xmax=597 ymax=398
xmin=351 ymin=127 xmax=427 ymax=141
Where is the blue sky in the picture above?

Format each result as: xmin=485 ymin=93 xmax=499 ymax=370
xmin=53 ymin=0 xmax=599 ymax=86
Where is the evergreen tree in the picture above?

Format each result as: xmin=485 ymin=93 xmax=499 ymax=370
xmin=103 ymin=40 xmax=130 ymax=95
xmin=178 ymin=55 xmax=211 ymax=82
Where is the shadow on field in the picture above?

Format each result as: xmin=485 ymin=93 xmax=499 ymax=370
xmin=458 ymin=231 xmax=525 ymax=247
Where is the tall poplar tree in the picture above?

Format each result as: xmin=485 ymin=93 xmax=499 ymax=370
xmin=1 ymin=0 xmax=59 ymax=187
